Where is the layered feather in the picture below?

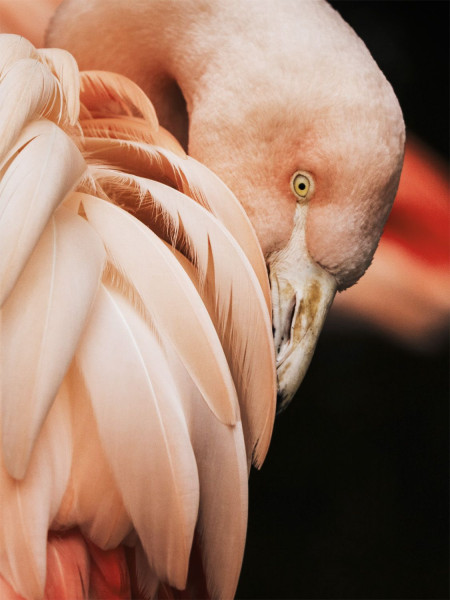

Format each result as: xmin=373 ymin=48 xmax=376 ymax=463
xmin=77 ymin=283 xmax=200 ymax=588
xmin=53 ymin=363 xmax=133 ymax=552
xmin=0 ymin=383 xmax=72 ymax=599
xmin=80 ymin=71 xmax=158 ymax=127
xmin=166 ymin=347 xmax=249 ymax=599
xmin=82 ymin=134 xmax=270 ymax=305
xmin=0 ymin=120 xmax=86 ymax=306
xmin=90 ymin=169 xmax=275 ymax=464
xmin=0 ymin=35 xmax=276 ymax=600
xmin=81 ymin=192 xmax=239 ymax=426
xmin=1 ymin=207 xmax=105 ymax=479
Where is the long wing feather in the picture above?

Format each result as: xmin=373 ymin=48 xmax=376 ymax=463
xmin=77 ymin=283 xmax=199 ymax=588
xmin=80 ymin=192 xmax=239 ymax=426
xmin=1 ymin=207 xmax=105 ymax=479
xmin=94 ymin=169 xmax=276 ymax=464
xmin=82 ymin=133 xmax=270 ymax=305
xmin=0 ymin=120 xmax=86 ymax=306
xmin=161 ymin=342 xmax=248 ymax=600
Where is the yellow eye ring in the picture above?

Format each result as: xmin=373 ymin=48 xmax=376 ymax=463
xmin=291 ymin=171 xmax=313 ymax=201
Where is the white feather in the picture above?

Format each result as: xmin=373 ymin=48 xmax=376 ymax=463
xmin=94 ymin=169 xmax=276 ymax=465
xmin=53 ymin=363 xmax=133 ymax=552
xmin=0 ymin=121 xmax=86 ymax=306
xmin=80 ymin=192 xmax=239 ymax=426
xmin=77 ymin=283 xmax=200 ymax=588
xmin=1 ymin=207 xmax=105 ymax=480
xmin=37 ymin=48 xmax=81 ymax=126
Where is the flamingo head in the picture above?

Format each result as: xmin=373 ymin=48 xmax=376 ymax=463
xmin=47 ymin=0 xmax=405 ymax=411
xmin=186 ymin=5 xmax=405 ymax=410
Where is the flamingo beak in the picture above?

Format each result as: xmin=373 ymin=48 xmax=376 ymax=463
xmin=269 ymin=210 xmax=337 ymax=412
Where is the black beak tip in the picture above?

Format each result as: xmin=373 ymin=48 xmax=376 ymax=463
xmin=276 ymin=390 xmax=289 ymax=414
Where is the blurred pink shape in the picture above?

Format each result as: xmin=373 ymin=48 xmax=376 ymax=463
xmin=333 ymin=137 xmax=449 ymax=347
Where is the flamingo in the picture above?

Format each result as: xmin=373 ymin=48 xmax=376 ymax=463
xmin=0 ymin=1 xmax=405 ymax=598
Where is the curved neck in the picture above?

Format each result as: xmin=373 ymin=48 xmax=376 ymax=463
xmin=49 ymin=0 xmax=230 ymax=149
xmin=117 ymin=1 xmax=219 ymax=149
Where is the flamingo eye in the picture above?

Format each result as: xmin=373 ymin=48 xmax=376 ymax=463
xmin=291 ymin=172 xmax=313 ymax=201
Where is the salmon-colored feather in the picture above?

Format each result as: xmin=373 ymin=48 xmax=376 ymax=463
xmin=1 ymin=207 xmax=105 ymax=479
xmin=0 ymin=121 xmax=85 ymax=305
xmin=54 ymin=364 xmax=132 ymax=552
xmin=43 ymin=532 xmax=90 ymax=600
xmin=105 ymin=172 xmax=276 ymax=464
xmin=87 ymin=541 xmax=131 ymax=600
xmin=0 ymin=385 xmax=72 ymax=599
xmin=81 ymin=192 xmax=239 ymax=427
xmin=77 ymin=283 xmax=200 ymax=588
xmin=0 ymin=34 xmax=277 ymax=600
xmin=80 ymin=71 xmax=158 ymax=127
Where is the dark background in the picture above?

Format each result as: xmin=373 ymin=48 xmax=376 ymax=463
xmin=237 ymin=2 xmax=449 ymax=599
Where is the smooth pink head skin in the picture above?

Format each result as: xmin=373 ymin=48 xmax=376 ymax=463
xmin=47 ymin=0 xmax=405 ymax=291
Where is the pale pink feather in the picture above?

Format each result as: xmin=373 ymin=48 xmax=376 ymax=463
xmin=0 ymin=36 xmax=277 ymax=600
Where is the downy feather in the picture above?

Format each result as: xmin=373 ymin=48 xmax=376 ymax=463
xmin=0 ymin=121 xmax=86 ymax=306
xmin=76 ymin=283 xmax=199 ymax=588
xmin=80 ymin=192 xmax=239 ymax=426
xmin=1 ymin=207 xmax=105 ymax=480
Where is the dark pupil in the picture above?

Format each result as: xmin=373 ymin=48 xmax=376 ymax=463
xmin=298 ymin=182 xmax=306 ymax=191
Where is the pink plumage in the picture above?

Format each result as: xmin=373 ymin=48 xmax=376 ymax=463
xmin=0 ymin=36 xmax=275 ymax=598
xmin=0 ymin=1 xmax=407 ymax=597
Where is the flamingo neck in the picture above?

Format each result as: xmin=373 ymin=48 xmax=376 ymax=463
xmin=49 ymin=0 xmax=230 ymax=150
